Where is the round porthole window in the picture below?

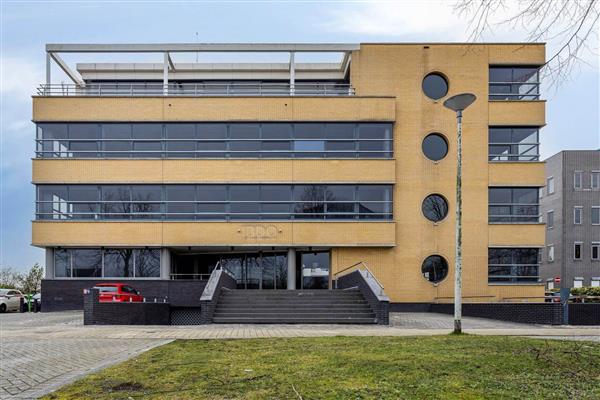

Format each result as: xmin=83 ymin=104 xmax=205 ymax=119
xmin=422 ymin=73 xmax=449 ymax=100
xmin=422 ymin=194 xmax=449 ymax=222
xmin=422 ymin=133 xmax=448 ymax=161
xmin=421 ymin=255 xmax=449 ymax=283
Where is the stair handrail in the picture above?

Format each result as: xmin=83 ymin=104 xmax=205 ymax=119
xmin=200 ymin=260 xmax=234 ymax=302
xmin=333 ymin=261 xmax=385 ymax=294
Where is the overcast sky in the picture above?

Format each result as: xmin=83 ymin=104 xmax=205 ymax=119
xmin=1 ymin=1 xmax=598 ymax=272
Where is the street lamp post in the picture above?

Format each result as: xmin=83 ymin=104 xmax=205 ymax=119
xmin=443 ymin=93 xmax=477 ymax=334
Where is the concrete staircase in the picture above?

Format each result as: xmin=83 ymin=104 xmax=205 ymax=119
xmin=212 ymin=289 xmax=378 ymax=324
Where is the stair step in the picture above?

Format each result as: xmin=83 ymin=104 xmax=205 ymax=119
xmin=212 ymin=317 xmax=378 ymax=324
xmin=215 ymin=306 xmax=372 ymax=312
xmin=213 ymin=312 xmax=376 ymax=318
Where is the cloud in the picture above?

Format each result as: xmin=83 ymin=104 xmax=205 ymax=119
xmin=1 ymin=56 xmax=44 ymax=103
xmin=320 ymin=1 xmax=467 ymax=39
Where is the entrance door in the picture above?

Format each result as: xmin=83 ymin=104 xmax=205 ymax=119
xmin=298 ymin=251 xmax=330 ymax=289
xmin=261 ymin=253 xmax=287 ymax=289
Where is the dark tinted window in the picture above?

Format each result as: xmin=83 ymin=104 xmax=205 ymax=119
xmin=102 ymin=186 xmax=131 ymax=219
xmin=54 ymin=249 xmax=71 ymax=277
xmin=166 ymin=124 xmax=196 ymax=158
xmin=421 ymin=255 xmax=448 ymax=283
xmin=488 ymin=248 xmax=540 ymax=283
xmin=422 ymin=194 xmax=448 ymax=222
xmin=166 ymin=186 xmax=196 ymax=220
xmin=230 ymin=124 xmax=260 ymax=157
xmin=422 ymin=133 xmax=448 ymax=161
xmin=422 ymin=73 xmax=448 ymax=100
xmin=131 ymin=185 xmax=162 ymax=219
xmin=135 ymin=249 xmax=160 ymax=277
xmin=103 ymin=249 xmax=135 ymax=277
xmin=69 ymin=185 xmax=99 ymax=219
xmin=71 ymin=249 xmax=102 ymax=277
xmin=102 ymin=124 xmax=132 ymax=158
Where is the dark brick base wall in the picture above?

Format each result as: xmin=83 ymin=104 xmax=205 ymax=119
xmin=427 ymin=303 xmax=564 ymax=325
xmin=43 ymin=279 xmax=206 ymax=312
xmin=569 ymin=304 xmax=600 ymax=325
xmin=199 ymin=272 xmax=237 ymax=324
xmin=83 ymin=289 xmax=170 ymax=325
xmin=336 ymin=270 xmax=389 ymax=325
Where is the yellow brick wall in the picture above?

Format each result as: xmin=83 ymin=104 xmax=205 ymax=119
xmin=32 ymin=221 xmax=396 ymax=247
xmin=32 ymin=43 xmax=547 ymax=302
xmin=32 ymin=159 xmax=396 ymax=184
xmin=32 ymin=96 xmax=395 ymax=122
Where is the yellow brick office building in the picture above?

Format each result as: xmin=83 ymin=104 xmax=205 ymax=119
xmin=34 ymin=43 xmax=546 ymax=316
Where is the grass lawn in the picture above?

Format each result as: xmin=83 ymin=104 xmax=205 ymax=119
xmin=44 ymin=335 xmax=600 ymax=400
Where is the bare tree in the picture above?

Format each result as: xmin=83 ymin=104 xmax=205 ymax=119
xmin=455 ymin=0 xmax=599 ymax=86
xmin=0 ymin=266 xmax=21 ymax=289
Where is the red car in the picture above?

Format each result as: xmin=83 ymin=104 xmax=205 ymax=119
xmin=93 ymin=283 xmax=143 ymax=303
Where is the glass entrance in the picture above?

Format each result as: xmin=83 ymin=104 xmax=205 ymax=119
xmin=221 ymin=251 xmax=288 ymax=289
xmin=297 ymin=251 xmax=330 ymax=289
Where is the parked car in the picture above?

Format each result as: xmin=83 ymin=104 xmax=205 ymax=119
xmin=0 ymin=289 xmax=24 ymax=312
xmin=93 ymin=283 xmax=143 ymax=303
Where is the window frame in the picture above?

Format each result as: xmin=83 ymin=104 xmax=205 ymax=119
xmin=573 ymin=206 xmax=583 ymax=225
xmin=574 ymin=170 xmax=583 ymax=190
xmin=546 ymin=176 xmax=555 ymax=195
xmin=592 ymin=170 xmax=600 ymax=190
xmin=547 ymin=210 xmax=554 ymax=229
xmin=591 ymin=242 xmax=600 ymax=261
xmin=547 ymin=244 xmax=554 ymax=262
xmin=591 ymin=206 xmax=600 ymax=225
xmin=488 ymin=126 xmax=540 ymax=162
xmin=574 ymin=242 xmax=583 ymax=261
xmin=488 ymin=66 xmax=541 ymax=101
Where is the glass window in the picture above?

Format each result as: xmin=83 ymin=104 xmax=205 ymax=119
xmin=54 ymin=249 xmax=71 ymax=277
xmin=547 ymin=211 xmax=554 ymax=229
xmin=547 ymin=177 xmax=555 ymax=194
xmin=37 ymin=185 xmax=68 ymax=220
xmin=294 ymin=140 xmax=325 ymax=157
xmin=295 ymin=123 xmax=324 ymax=139
xmin=421 ymin=255 xmax=448 ymax=283
xmin=197 ymin=124 xmax=227 ymax=139
xmin=422 ymin=133 xmax=448 ymax=161
xmin=262 ymin=140 xmax=291 ymax=158
xmin=131 ymin=185 xmax=162 ymax=219
xmin=422 ymin=194 xmax=449 ymax=222
xmin=69 ymin=124 xmax=99 ymax=158
xmin=325 ymin=123 xmax=354 ymax=139
xmin=574 ymin=207 xmax=583 ymax=225
xmin=489 ymin=67 xmax=540 ymax=100
xmin=262 ymin=123 xmax=292 ymax=139
xmin=102 ymin=124 xmax=132 ymax=158
xmin=574 ymin=171 xmax=583 ymax=190
xmin=422 ymin=73 xmax=448 ymax=100
xmin=261 ymin=185 xmax=291 ymax=201
xmin=325 ymin=185 xmax=355 ymax=218
xmin=294 ymin=185 xmax=325 ymax=219
xmin=592 ymin=243 xmax=599 ymax=260
xmin=166 ymin=186 xmax=196 ymax=220
xmin=547 ymin=245 xmax=554 ymax=262
xmin=166 ymin=124 xmax=196 ymax=158
xmin=230 ymin=185 xmax=259 ymax=219
xmin=489 ymin=127 xmax=539 ymax=161
xmin=103 ymin=249 xmax=135 ymax=277
xmin=592 ymin=171 xmax=600 ymax=190
xmin=135 ymin=249 xmax=160 ymax=277
xmin=197 ymin=185 xmax=227 ymax=201
xmin=102 ymin=185 xmax=131 ymax=219
xmin=132 ymin=124 xmax=162 ymax=158
xmin=574 ymin=243 xmax=582 ymax=260
xmin=489 ymin=187 xmax=539 ymax=223
xmin=357 ymin=185 xmax=392 ymax=219
xmin=69 ymin=185 xmax=99 ymax=219
xmin=488 ymin=248 xmax=540 ymax=283
xmin=38 ymin=124 xmax=68 ymax=157
xmin=230 ymin=124 xmax=260 ymax=157
xmin=592 ymin=207 xmax=600 ymax=225
xmin=71 ymin=249 xmax=102 ymax=277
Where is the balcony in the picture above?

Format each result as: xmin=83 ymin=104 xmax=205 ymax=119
xmin=36 ymin=82 xmax=356 ymax=97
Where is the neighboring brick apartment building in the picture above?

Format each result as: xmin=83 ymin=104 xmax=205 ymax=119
xmin=33 ymin=42 xmax=548 ymax=312
xmin=540 ymin=150 xmax=600 ymax=289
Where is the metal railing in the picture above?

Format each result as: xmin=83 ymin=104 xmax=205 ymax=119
xmin=333 ymin=261 xmax=385 ymax=295
xmin=36 ymin=82 xmax=356 ymax=97
xmin=489 ymin=82 xmax=540 ymax=100
xmin=169 ymin=273 xmax=212 ymax=280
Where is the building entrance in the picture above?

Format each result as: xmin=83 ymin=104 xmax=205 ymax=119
xmin=171 ymin=249 xmax=330 ymax=290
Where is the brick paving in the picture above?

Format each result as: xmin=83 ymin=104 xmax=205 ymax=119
xmin=1 ymin=311 xmax=598 ymax=399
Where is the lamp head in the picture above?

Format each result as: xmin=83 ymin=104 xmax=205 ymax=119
xmin=443 ymin=93 xmax=477 ymax=112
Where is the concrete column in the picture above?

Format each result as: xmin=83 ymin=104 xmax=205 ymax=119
xmin=289 ymin=52 xmax=295 ymax=96
xmin=287 ymin=248 xmax=296 ymax=290
xmin=163 ymin=52 xmax=169 ymax=95
xmin=45 ymin=248 xmax=54 ymax=279
xmin=160 ymin=248 xmax=171 ymax=280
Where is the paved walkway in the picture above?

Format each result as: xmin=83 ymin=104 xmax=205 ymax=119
xmin=1 ymin=311 xmax=599 ymax=399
